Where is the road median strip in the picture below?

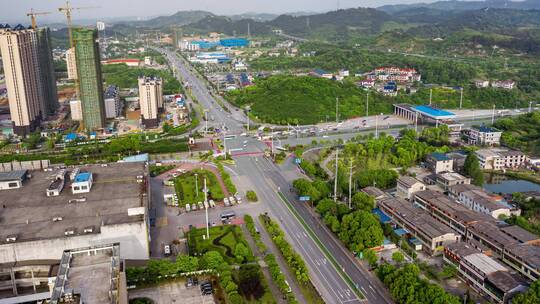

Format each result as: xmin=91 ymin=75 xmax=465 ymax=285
xmin=277 ymin=191 xmax=365 ymax=300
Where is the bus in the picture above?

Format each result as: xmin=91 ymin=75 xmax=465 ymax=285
xmin=220 ymin=211 xmax=236 ymax=222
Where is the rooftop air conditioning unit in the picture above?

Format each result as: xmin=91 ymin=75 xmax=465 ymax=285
xmin=64 ymin=229 xmax=75 ymax=236
xmin=83 ymin=226 xmax=94 ymax=233
xmin=53 ymin=216 xmax=63 ymax=222
xmin=6 ymin=235 xmax=17 ymax=242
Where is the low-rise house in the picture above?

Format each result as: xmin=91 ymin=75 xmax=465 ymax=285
xmin=446 ymin=152 xmax=468 ymax=173
xmin=474 ymin=80 xmax=490 ymax=88
xmin=436 ymin=172 xmax=471 ymax=191
xmin=467 ymin=126 xmax=502 ymax=146
xmin=492 ymin=80 xmax=516 ymax=90
xmin=444 ymin=243 xmax=526 ymax=304
xmin=475 ymin=148 xmax=528 ymax=170
xmin=448 ymin=184 xmax=513 ymax=219
xmin=426 ymin=152 xmax=454 ymax=174
xmin=396 ymin=176 xmax=426 ymax=200
xmin=361 ymin=186 xmax=389 ymax=201
xmin=378 ymin=197 xmax=460 ymax=255
xmin=0 ymin=170 xmax=27 ymax=191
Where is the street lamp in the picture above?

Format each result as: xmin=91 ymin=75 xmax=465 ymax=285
xmin=194 ymin=173 xmax=199 ymax=197
xmin=204 ymin=177 xmax=209 ymax=239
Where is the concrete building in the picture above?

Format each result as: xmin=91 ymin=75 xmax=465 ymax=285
xmin=0 ymin=25 xmax=45 ymax=136
xmin=104 ymin=85 xmax=122 ymax=119
xmin=73 ymin=28 xmax=106 ymax=131
xmin=138 ymin=76 xmax=163 ymax=128
xmin=0 ymin=163 xmax=151 ymax=267
xmin=71 ymin=172 xmax=93 ymax=194
xmin=0 ymin=170 xmax=28 ymax=190
xmin=65 ymin=47 xmax=77 ymax=80
xmin=361 ymin=186 xmax=389 ymax=201
xmin=378 ymin=197 xmax=460 ymax=255
xmin=396 ymin=176 xmax=426 ymax=200
xmin=467 ymin=126 xmax=502 ymax=146
xmin=413 ymin=190 xmax=540 ymax=280
xmin=426 ymin=152 xmax=454 ymax=174
xmin=435 ymin=172 xmax=471 ymax=191
xmin=49 ymin=243 xmax=128 ymax=304
xmin=444 ymin=243 xmax=526 ymax=304
xmin=475 ymin=148 xmax=528 ymax=170
xmin=448 ymin=184 xmax=513 ymax=219
xmin=36 ymin=27 xmax=58 ymax=115
xmin=69 ymin=100 xmax=83 ymax=121
xmin=446 ymin=151 xmax=468 ymax=173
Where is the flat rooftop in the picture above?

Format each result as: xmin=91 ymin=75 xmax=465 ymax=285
xmin=65 ymin=252 xmax=113 ymax=304
xmin=0 ymin=163 xmax=147 ymax=244
xmin=437 ymin=172 xmax=469 ymax=182
xmin=414 ymin=105 xmax=456 ymax=119
xmin=464 ymin=253 xmax=507 ymax=275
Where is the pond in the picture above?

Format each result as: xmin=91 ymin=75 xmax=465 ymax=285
xmin=483 ymin=174 xmax=540 ymax=194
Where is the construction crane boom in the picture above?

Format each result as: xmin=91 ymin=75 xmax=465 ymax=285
xmin=58 ymin=1 xmax=99 ymax=47
xmin=26 ymin=8 xmax=51 ymax=29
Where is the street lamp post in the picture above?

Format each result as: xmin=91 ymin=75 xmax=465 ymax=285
xmin=194 ymin=173 xmax=199 ymax=197
xmin=204 ymin=177 xmax=209 ymax=239
xmin=529 ymin=101 xmax=533 ymax=113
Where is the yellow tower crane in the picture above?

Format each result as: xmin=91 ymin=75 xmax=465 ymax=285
xmin=58 ymin=0 xmax=99 ymax=47
xmin=26 ymin=9 xmax=51 ymax=29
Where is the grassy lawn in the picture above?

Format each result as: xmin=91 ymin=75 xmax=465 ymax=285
xmin=188 ymin=225 xmax=254 ymax=264
xmin=174 ymin=169 xmax=225 ymax=204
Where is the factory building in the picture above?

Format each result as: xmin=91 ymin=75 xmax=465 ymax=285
xmin=0 ymin=162 xmax=151 ymax=267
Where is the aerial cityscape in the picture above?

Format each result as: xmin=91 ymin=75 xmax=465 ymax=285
xmin=0 ymin=0 xmax=540 ymax=303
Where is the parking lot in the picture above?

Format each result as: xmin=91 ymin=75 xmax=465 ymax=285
xmin=128 ymin=280 xmax=216 ymax=304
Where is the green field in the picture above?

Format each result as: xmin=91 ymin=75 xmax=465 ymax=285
xmin=174 ymin=169 xmax=225 ymax=204
xmin=188 ymin=225 xmax=254 ymax=264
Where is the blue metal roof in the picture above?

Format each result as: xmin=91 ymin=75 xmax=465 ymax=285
xmin=64 ymin=133 xmax=78 ymax=141
xmin=430 ymin=152 xmax=451 ymax=161
xmin=372 ymin=208 xmax=392 ymax=224
xmin=122 ymin=153 xmax=149 ymax=163
xmin=394 ymin=228 xmax=409 ymax=236
xmin=74 ymin=172 xmax=91 ymax=183
xmin=220 ymin=38 xmax=249 ymax=47
xmin=477 ymin=125 xmax=499 ymax=133
xmin=413 ymin=105 xmax=455 ymax=119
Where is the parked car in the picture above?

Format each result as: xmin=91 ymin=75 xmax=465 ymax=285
xmin=164 ymin=245 xmax=171 ymax=256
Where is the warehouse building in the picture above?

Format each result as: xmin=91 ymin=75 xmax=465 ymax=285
xmin=0 ymin=162 xmax=150 ymax=264
xmin=378 ymin=197 xmax=460 ymax=255
xmin=444 ymin=243 xmax=526 ymax=304
xmin=0 ymin=170 xmax=28 ymax=190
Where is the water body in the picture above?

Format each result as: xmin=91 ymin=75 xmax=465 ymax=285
xmin=483 ymin=174 xmax=540 ymax=194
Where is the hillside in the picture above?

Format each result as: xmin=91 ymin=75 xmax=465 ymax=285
xmin=378 ymin=0 xmax=540 ymax=14
xmin=115 ymin=10 xmax=213 ymax=29
xmin=494 ymin=112 xmax=540 ymax=156
xmin=185 ymin=15 xmax=271 ymax=36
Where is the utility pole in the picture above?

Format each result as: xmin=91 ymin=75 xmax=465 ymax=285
xmin=459 ymin=87 xmax=464 ymax=109
xmin=375 ymin=114 xmax=379 ymax=138
xmin=204 ymin=178 xmax=209 ymax=239
xmin=348 ymin=159 xmax=353 ymax=209
xmin=366 ymin=93 xmax=369 ymax=119
xmin=429 ymin=89 xmax=433 ymax=106
xmin=334 ymin=149 xmax=339 ymax=202
xmin=529 ymin=101 xmax=533 ymax=113
xmin=415 ymin=111 xmax=419 ymax=134
xmin=491 ymin=104 xmax=496 ymax=124
xmin=223 ymin=130 xmax=227 ymax=157
xmin=194 ymin=173 xmax=199 ymax=198
xmin=336 ymin=97 xmax=339 ymax=123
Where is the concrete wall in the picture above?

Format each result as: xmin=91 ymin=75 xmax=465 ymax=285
xmin=0 ymin=160 xmax=50 ymax=172
xmin=0 ymin=221 xmax=149 ymax=264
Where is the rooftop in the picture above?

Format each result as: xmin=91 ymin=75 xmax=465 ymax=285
xmin=0 ymin=163 xmax=147 ymax=244
xmin=500 ymin=225 xmax=539 ymax=244
xmin=0 ymin=170 xmax=27 ymax=182
xmin=486 ymin=271 xmax=523 ymax=293
xmin=361 ymin=186 xmax=388 ymax=199
xmin=74 ymin=172 xmax=91 ymax=183
xmin=505 ymin=243 xmax=540 ymax=270
xmin=474 ymin=125 xmax=500 ymax=133
xmin=464 ymin=253 xmax=507 ymax=275
xmin=429 ymin=152 xmax=451 ymax=161
xmin=437 ymin=172 xmax=469 ymax=182
xmin=414 ymin=105 xmax=456 ymax=119
xmin=398 ymin=176 xmax=423 ymax=188
xmin=380 ymin=197 xmax=456 ymax=238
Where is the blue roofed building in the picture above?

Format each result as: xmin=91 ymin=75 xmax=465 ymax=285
xmin=72 ymin=172 xmax=93 ymax=194
xmin=220 ymin=38 xmax=249 ymax=48
xmin=467 ymin=125 xmax=502 ymax=146
xmin=64 ymin=133 xmax=78 ymax=142
xmin=426 ymin=152 xmax=454 ymax=174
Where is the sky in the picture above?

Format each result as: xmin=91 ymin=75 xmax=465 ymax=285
xmin=0 ymin=0 xmax=436 ymax=23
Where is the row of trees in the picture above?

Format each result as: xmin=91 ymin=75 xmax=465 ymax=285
xmin=244 ymin=214 xmax=298 ymax=303
xmin=217 ymin=163 xmax=237 ymax=195
xmin=494 ymin=112 xmax=540 ymax=156
xmin=376 ymin=263 xmax=461 ymax=304
xmin=260 ymin=214 xmax=310 ymax=284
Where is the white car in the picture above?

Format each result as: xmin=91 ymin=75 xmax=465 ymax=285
xmin=198 ymin=201 xmax=204 ymax=210
xmin=185 ymin=204 xmax=191 ymax=212
xmin=224 ymin=197 xmax=230 ymax=206
xmin=164 ymin=245 xmax=171 ymax=256
xmin=209 ymin=200 xmax=215 ymax=208
xmin=191 ymin=203 xmax=197 ymax=211
xmin=235 ymin=195 xmax=242 ymax=204
xmin=229 ymin=196 xmax=236 ymax=205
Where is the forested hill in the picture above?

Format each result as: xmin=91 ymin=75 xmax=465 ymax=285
xmin=267 ymin=8 xmax=394 ymax=36
xmin=407 ymin=9 xmax=540 ymax=37
xmin=378 ymin=0 xmax=540 ymax=14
